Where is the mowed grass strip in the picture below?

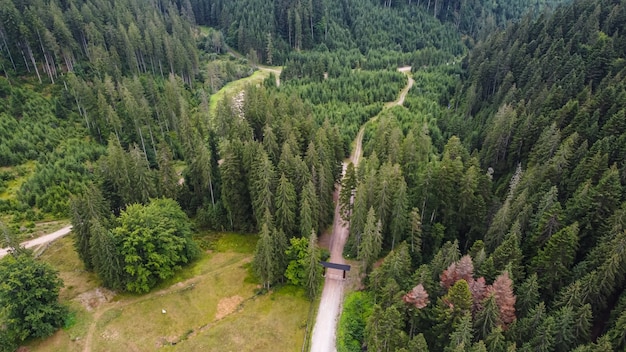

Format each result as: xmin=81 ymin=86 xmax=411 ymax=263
xmin=27 ymin=232 xmax=310 ymax=352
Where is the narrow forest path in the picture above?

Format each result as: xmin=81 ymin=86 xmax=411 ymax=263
xmin=309 ymin=67 xmax=412 ymax=352
xmin=0 ymin=225 xmax=73 ymax=259
xmin=224 ymin=43 xmax=282 ymax=86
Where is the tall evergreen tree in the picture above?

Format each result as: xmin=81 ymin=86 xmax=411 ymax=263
xmin=275 ymin=173 xmax=297 ymax=236
xmin=305 ymin=229 xmax=321 ymax=299
xmin=70 ymin=183 xmax=109 ymax=271
xmin=254 ymin=223 xmax=277 ymax=290
xmin=358 ymin=207 xmax=383 ymax=270
xmin=531 ymin=222 xmax=579 ymax=298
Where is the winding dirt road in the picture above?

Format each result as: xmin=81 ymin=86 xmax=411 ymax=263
xmin=309 ymin=67 xmax=412 ymax=352
xmin=0 ymin=225 xmax=73 ymax=259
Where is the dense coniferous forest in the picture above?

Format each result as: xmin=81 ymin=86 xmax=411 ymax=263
xmin=3 ymin=0 xmax=626 ymax=350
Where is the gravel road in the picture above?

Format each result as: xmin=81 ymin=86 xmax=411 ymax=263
xmin=0 ymin=225 xmax=73 ymax=258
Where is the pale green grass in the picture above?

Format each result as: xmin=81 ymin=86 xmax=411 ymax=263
xmin=27 ymin=233 xmax=310 ymax=352
xmin=0 ymin=160 xmax=35 ymax=200
xmin=169 ymin=285 xmax=309 ymax=352
xmin=38 ymin=236 xmax=100 ymax=302
xmin=208 ymin=70 xmax=271 ymax=115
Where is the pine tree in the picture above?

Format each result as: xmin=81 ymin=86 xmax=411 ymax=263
xmin=390 ymin=178 xmax=409 ymax=250
xmin=273 ymin=227 xmax=289 ymax=284
xmin=371 ymin=243 xmax=413 ymax=296
xmin=365 ymin=304 xmax=408 ymax=352
xmin=275 ymin=173 xmax=297 ymax=236
xmin=70 ymin=184 xmax=109 ymax=271
xmin=474 ymin=294 xmax=502 ymax=340
xmin=220 ymin=141 xmax=252 ymax=231
xmin=358 ymin=207 xmax=383 ymax=270
xmin=430 ymin=240 xmax=461 ymax=284
xmin=485 ymin=326 xmax=507 ymax=352
xmin=446 ymin=313 xmax=473 ymax=352
xmin=300 ymin=180 xmax=318 ymax=238
xmin=250 ymin=151 xmax=276 ymax=226
xmin=553 ymin=305 xmax=577 ymax=352
xmin=254 ymin=223 xmax=276 ymax=290
xmin=89 ymin=220 xmax=123 ymax=290
xmin=529 ymin=186 xmax=563 ymax=253
xmin=490 ymin=224 xmax=524 ymax=282
xmin=530 ymin=222 xmax=579 ymax=298
xmin=406 ymin=333 xmax=429 ymax=351
xmin=339 ymin=162 xmax=357 ymax=223
xmin=409 ymin=207 xmax=423 ymax=255
xmin=305 ymin=229 xmax=321 ymax=299
xmin=515 ymin=273 xmax=540 ymax=318
xmin=128 ymin=143 xmax=156 ymax=204
xmin=156 ymin=141 xmax=180 ymax=200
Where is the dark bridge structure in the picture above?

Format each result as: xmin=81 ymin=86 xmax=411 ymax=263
xmin=320 ymin=261 xmax=351 ymax=279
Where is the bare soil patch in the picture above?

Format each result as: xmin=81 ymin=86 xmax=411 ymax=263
xmin=77 ymin=288 xmax=115 ymax=312
xmin=215 ymin=295 xmax=245 ymax=320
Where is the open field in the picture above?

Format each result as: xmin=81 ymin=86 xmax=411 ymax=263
xmin=208 ymin=70 xmax=273 ymax=115
xmin=26 ymin=233 xmax=310 ymax=352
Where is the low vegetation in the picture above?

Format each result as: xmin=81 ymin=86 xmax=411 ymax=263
xmin=23 ymin=232 xmax=310 ymax=352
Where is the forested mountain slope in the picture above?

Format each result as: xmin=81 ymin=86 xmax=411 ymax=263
xmin=337 ymin=0 xmax=626 ymax=351
xmin=4 ymin=0 xmax=622 ymax=350
xmin=186 ymin=0 xmax=566 ymax=61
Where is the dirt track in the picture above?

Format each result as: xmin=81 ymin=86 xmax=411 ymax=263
xmin=309 ymin=67 xmax=411 ymax=352
xmin=0 ymin=225 xmax=73 ymax=258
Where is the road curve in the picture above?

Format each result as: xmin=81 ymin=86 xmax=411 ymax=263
xmin=309 ymin=67 xmax=411 ymax=352
xmin=0 ymin=225 xmax=73 ymax=258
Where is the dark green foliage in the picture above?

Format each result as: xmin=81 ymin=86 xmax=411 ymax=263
xmin=0 ymin=252 xmax=67 ymax=346
xmin=365 ymin=304 xmax=408 ymax=352
xmin=111 ymin=198 xmax=200 ymax=293
xmin=515 ymin=274 xmax=540 ymax=319
xmin=275 ymin=173 xmax=297 ymax=236
xmin=358 ymin=207 xmax=383 ymax=270
xmin=254 ymin=223 xmax=277 ymax=290
xmin=70 ymin=184 xmax=110 ymax=270
xmin=305 ymin=230 xmax=322 ymax=299
xmin=530 ymin=223 xmax=579 ymax=299
xmin=474 ymin=295 xmax=502 ymax=341
xmin=89 ymin=220 xmax=123 ymax=290
xmin=0 ymin=0 xmax=198 ymax=83
xmin=369 ymin=243 xmax=413 ymax=304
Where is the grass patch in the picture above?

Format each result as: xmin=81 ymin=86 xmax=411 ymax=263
xmin=37 ymin=236 xmax=101 ymax=301
xmin=215 ymin=233 xmax=258 ymax=253
xmin=208 ymin=70 xmax=271 ymax=115
xmin=0 ymin=161 xmax=35 ymax=201
xmin=194 ymin=231 xmax=258 ymax=254
xmin=27 ymin=230 xmax=309 ymax=352
xmin=167 ymin=285 xmax=310 ymax=352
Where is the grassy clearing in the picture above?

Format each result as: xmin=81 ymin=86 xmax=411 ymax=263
xmin=208 ymin=70 xmax=271 ymax=115
xmin=38 ymin=236 xmax=100 ymax=302
xmin=0 ymin=161 xmax=35 ymax=201
xmin=26 ymin=232 xmax=310 ymax=352
xmin=170 ymin=285 xmax=309 ymax=352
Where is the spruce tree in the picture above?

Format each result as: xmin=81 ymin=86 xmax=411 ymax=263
xmin=254 ymin=223 xmax=276 ymax=290
xmin=358 ymin=207 xmax=383 ymax=270
xmin=474 ymin=294 xmax=502 ymax=340
xmin=305 ymin=229 xmax=321 ymax=299
xmin=275 ymin=173 xmax=297 ymax=236
xmin=531 ymin=222 xmax=579 ymax=298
